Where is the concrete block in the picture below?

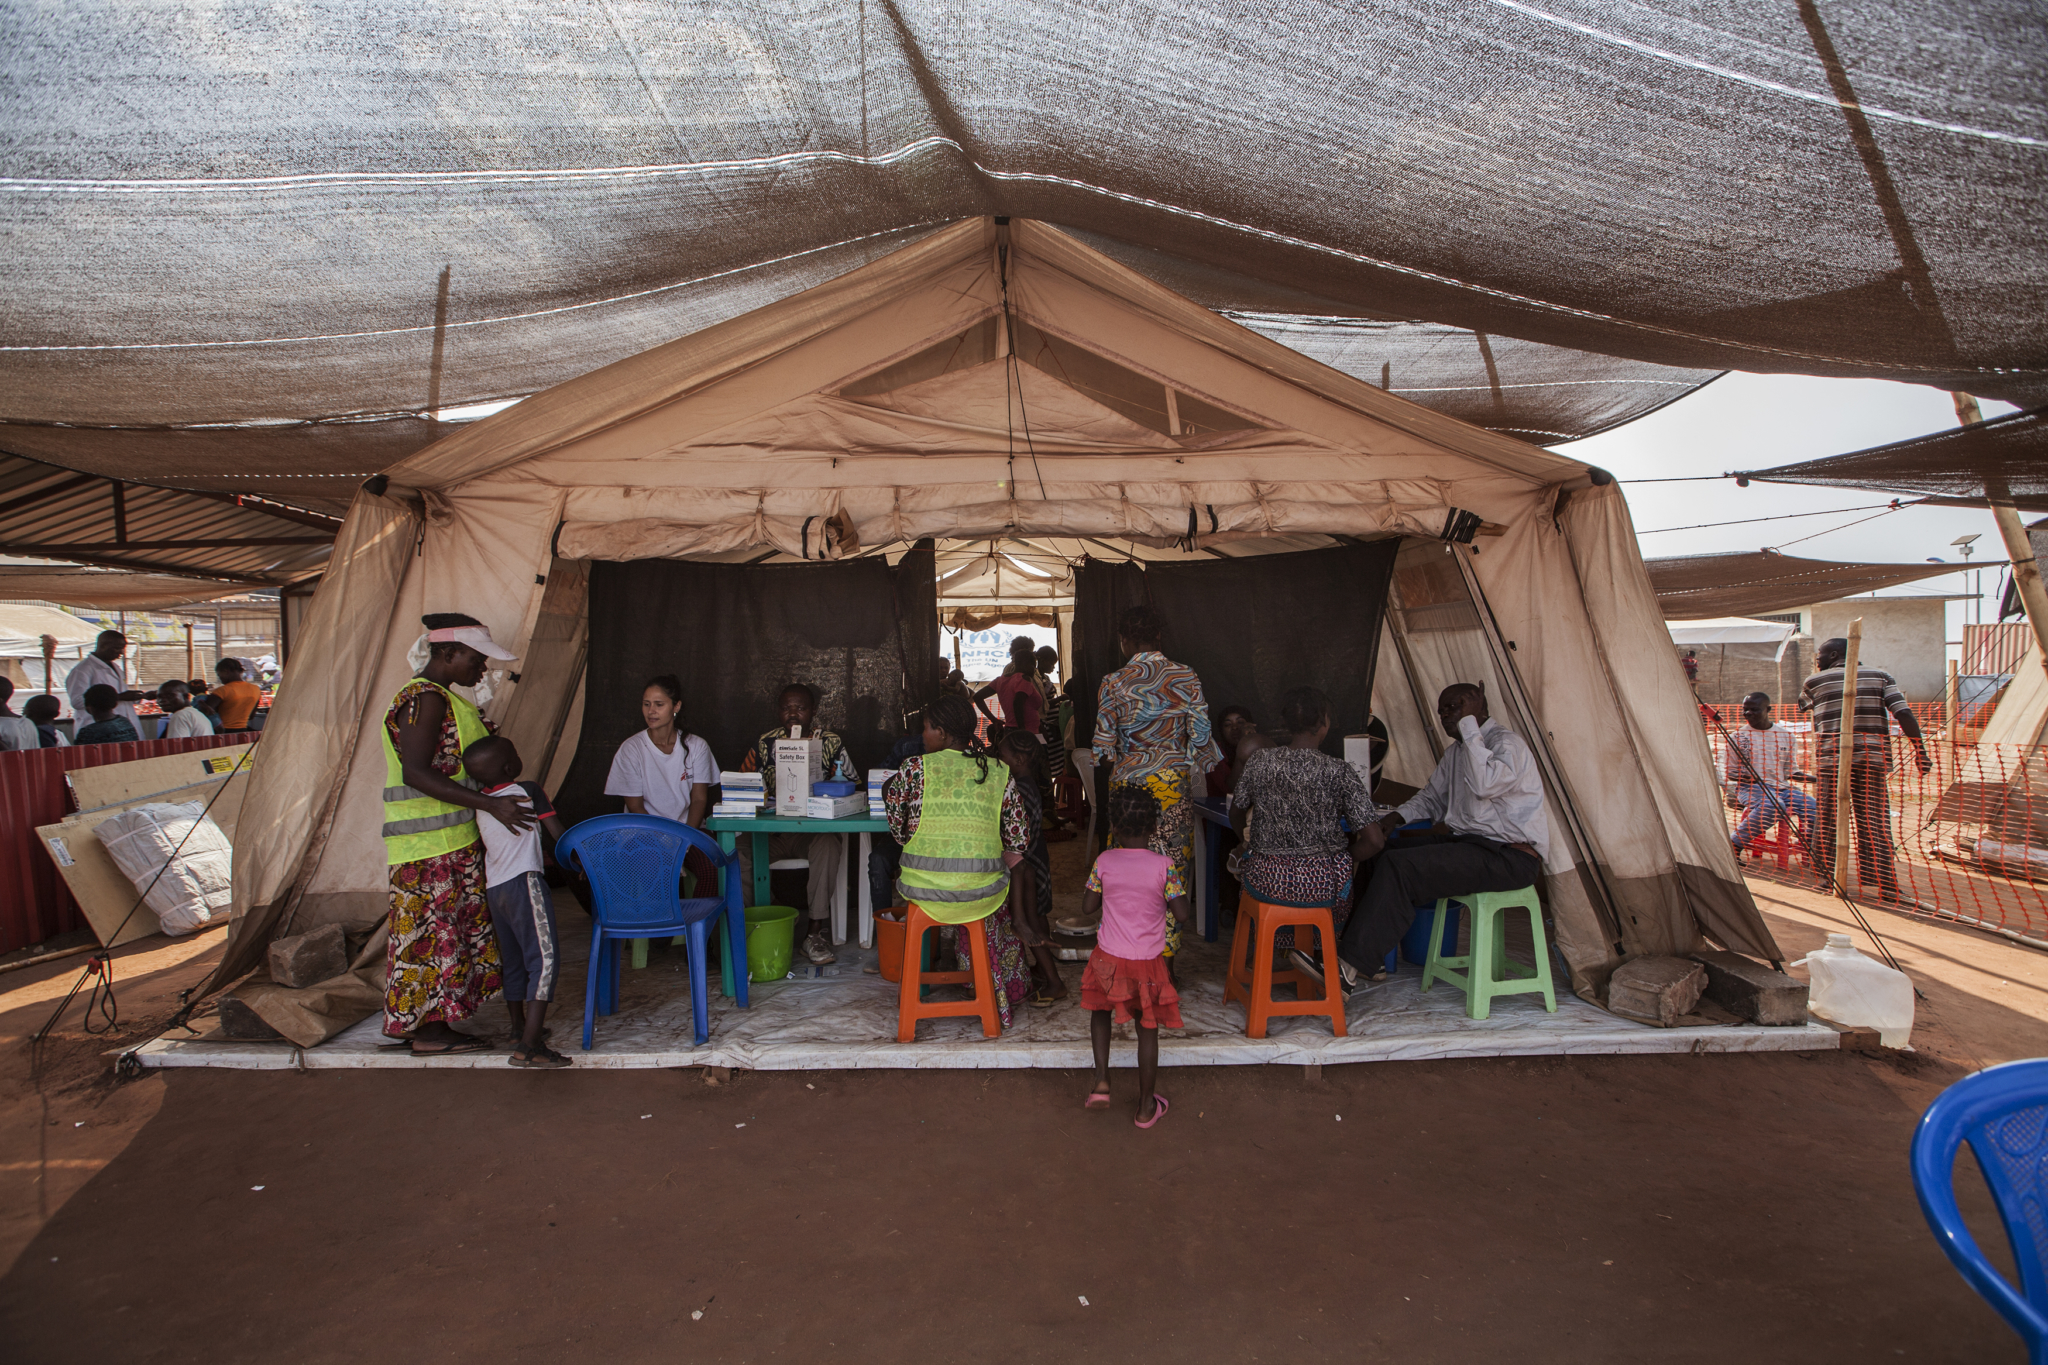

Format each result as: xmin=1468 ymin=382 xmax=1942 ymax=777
xmin=267 ymin=924 xmax=348 ymax=989
xmin=217 ymin=997 xmax=285 ymax=1041
xmin=1608 ymin=956 xmax=1707 ymax=1027
xmin=1692 ymin=950 xmax=1810 ymax=1026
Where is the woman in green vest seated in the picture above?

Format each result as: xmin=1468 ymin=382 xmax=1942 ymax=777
xmin=381 ymin=612 xmax=529 ymax=1056
xmin=882 ymin=694 xmax=1035 ymax=1027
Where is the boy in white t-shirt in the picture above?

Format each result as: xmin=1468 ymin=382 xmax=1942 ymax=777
xmin=462 ymin=735 xmax=571 ymax=1069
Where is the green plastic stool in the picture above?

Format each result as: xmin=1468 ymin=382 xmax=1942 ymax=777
xmin=1420 ymin=886 xmax=1557 ymax=1019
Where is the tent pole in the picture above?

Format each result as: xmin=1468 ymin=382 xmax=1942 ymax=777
xmin=1452 ymin=545 xmax=1628 ymax=951
xmin=1833 ymin=619 xmax=1862 ymax=899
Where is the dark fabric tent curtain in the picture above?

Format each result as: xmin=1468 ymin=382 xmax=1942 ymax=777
xmin=1733 ymin=407 xmax=2048 ymax=511
xmin=1072 ymin=542 xmax=1400 ymax=760
xmin=557 ymin=557 xmax=918 ymax=826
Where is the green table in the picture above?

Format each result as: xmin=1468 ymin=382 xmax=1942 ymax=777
xmin=703 ymin=812 xmax=894 ymax=953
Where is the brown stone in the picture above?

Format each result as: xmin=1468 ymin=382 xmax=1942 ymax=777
xmin=267 ymin=924 xmax=348 ymax=989
xmin=702 ymin=1066 xmax=732 ymax=1085
xmin=216 ymin=997 xmax=286 ymax=1041
xmin=1607 ymin=956 xmax=1708 ymax=1027
xmin=1692 ymin=950 xmax=1810 ymax=1026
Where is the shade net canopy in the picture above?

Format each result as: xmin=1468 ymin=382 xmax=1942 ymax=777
xmin=0 ymin=566 xmax=261 ymax=610
xmin=1646 ymin=550 xmax=1960 ymax=620
xmin=4 ymin=0 xmax=2044 ymax=505
xmin=1734 ymin=407 xmax=2048 ymax=511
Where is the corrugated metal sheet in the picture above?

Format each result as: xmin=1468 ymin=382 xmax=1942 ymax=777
xmin=0 ymin=733 xmax=256 ymax=954
xmin=0 ymin=452 xmax=338 ymax=585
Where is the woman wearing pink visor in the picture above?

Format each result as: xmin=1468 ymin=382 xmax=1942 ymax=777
xmin=379 ymin=612 xmax=527 ymax=1055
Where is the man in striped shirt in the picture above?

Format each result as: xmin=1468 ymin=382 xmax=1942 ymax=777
xmin=1799 ymin=638 xmax=1931 ymax=900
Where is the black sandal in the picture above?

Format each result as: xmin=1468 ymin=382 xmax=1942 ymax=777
xmin=509 ymin=1043 xmax=572 ymax=1069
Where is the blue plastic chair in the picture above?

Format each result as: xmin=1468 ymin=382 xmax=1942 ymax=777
xmin=1911 ymin=1058 xmax=2048 ymax=1361
xmin=555 ymin=815 xmax=746 ymax=1050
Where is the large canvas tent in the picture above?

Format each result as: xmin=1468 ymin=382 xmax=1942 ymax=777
xmin=213 ymin=218 xmax=1777 ymax=1027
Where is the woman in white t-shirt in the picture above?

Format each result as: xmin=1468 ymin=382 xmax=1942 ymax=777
xmin=604 ymin=675 xmax=720 ymax=888
xmin=606 ymin=675 xmax=718 ymax=823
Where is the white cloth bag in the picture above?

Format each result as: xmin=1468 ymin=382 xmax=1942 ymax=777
xmin=95 ymin=800 xmax=234 ymax=936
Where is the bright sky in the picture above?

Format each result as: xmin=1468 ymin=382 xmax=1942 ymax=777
xmin=1553 ymin=374 xmax=2023 ymax=658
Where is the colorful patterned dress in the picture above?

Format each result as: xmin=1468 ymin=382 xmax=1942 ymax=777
xmin=884 ymin=751 xmax=1035 ymax=1025
xmin=382 ymin=679 xmax=501 ymax=1037
xmin=1093 ymin=650 xmax=1219 ymax=957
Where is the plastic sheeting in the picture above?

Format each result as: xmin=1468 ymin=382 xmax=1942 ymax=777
xmin=1667 ymin=617 xmax=1798 ymax=648
xmin=6 ymin=0 xmax=2044 ymax=498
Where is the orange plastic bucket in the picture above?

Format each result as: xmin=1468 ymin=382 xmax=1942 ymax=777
xmin=875 ymin=911 xmax=907 ymax=982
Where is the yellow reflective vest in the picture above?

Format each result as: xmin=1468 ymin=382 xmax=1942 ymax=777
xmin=896 ymin=748 xmax=1011 ymax=923
xmin=380 ymin=679 xmax=491 ymax=866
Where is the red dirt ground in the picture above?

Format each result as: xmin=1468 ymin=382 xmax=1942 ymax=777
xmin=0 ymin=880 xmax=2034 ymax=1364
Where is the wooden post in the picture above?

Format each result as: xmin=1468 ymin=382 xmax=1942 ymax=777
xmin=1834 ymin=618 xmax=1863 ymax=899
xmin=40 ymin=633 xmax=55 ymax=694
xmin=1947 ymin=657 xmax=1961 ymax=744
xmin=184 ymin=621 xmax=195 ymax=680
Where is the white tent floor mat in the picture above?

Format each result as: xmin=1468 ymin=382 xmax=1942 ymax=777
xmin=136 ymin=908 xmax=1838 ymax=1072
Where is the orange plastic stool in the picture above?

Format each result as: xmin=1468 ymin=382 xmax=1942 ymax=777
xmin=1224 ymin=895 xmax=1348 ymax=1039
xmin=896 ymin=902 xmax=1002 ymax=1042
xmin=1743 ymin=819 xmax=1805 ymax=870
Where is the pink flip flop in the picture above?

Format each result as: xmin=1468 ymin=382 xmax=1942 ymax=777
xmin=1135 ymin=1094 xmax=1169 ymax=1129
xmin=1084 ymin=1089 xmax=1112 ymax=1110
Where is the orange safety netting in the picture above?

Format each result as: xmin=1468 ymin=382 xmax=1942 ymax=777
xmin=1702 ymin=706 xmax=2048 ymax=949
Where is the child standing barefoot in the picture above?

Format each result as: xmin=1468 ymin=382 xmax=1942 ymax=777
xmin=1081 ymin=786 xmax=1192 ymax=1127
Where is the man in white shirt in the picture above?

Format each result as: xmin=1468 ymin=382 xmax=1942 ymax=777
xmin=66 ymin=631 xmax=144 ymax=731
xmin=0 ymin=678 xmax=37 ymax=751
xmin=156 ymin=680 xmax=216 ymax=739
xmin=1725 ymin=691 xmax=1815 ymax=851
xmin=1328 ymin=682 xmax=1549 ymax=993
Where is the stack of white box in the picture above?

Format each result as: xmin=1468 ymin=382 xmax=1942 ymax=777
xmin=868 ymin=769 xmax=896 ymax=818
xmin=712 ymin=770 xmax=765 ymax=819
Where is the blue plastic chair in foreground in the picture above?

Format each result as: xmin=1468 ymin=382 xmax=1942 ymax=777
xmin=555 ymin=814 xmax=746 ymax=1050
xmin=1911 ymin=1057 xmax=2048 ymax=1362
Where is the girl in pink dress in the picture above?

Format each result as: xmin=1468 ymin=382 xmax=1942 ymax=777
xmin=1080 ymin=786 xmax=1192 ymax=1127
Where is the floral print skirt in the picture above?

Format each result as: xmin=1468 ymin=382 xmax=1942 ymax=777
xmin=945 ymin=907 xmax=1033 ymax=1028
xmin=384 ymin=844 xmax=501 ymax=1037
xmin=1137 ymin=769 xmax=1192 ymax=957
